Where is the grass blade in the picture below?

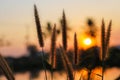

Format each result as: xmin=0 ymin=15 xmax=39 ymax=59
xmin=34 ymin=4 xmax=44 ymax=47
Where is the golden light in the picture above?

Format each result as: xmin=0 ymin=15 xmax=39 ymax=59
xmin=84 ymin=38 xmax=92 ymax=45
xmin=78 ymin=33 xmax=96 ymax=49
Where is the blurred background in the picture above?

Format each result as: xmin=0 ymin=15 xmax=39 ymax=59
xmin=0 ymin=0 xmax=120 ymax=80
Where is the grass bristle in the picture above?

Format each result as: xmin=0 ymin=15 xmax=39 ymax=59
xmin=101 ymin=19 xmax=106 ymax=60
xmin=59 ymin=46 xmax=74 ymax=80
xmin=0 ymin=54 xmax=14 ymax=80
xmin=61 ymin=10 xmax=67 ymax=51
xmin=51 ymin=24 xmax=57 ymax=69
xmin=73 ymin=33 xmax=79 ymax=65
xmin=101 ymin=19 xmax=112 ymax=80
xmin=105 ymin=20 xmax=112 ymax=58
xmin=34 ymin=4 xmax=44 ymax=47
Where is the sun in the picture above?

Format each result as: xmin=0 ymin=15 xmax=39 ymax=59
xmin=77 ymin=34 xmax=95 ymax=49
xmin=84 ymin=38 xmax=92 ymax=45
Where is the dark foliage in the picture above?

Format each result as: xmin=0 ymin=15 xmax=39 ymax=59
xmin=79 ymin=46 xmax=101 ymax=69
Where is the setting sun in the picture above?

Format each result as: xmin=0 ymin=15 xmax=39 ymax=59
xmin=84 ymin=38 xmax=92 ymax=45
xmin=78 ymin=34 xmax=95 ymax=49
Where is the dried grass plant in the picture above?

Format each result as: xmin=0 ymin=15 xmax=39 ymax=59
xmin=73 ymin=33 xmax=79 ymax=65
xmin=101 ymin=19 xmax=112 ymax=80
xmin=59 ymin=46 xmax=74 ymax=80
xmin=0 ymin=54 xmax=14 ymax=80
xmin=50 ymin=24 xmax=57 ymax=69
xmin=105 ymin=20 xmax=112 ymax=58
xmin=34 ymin=4 xmax=47 ymax=80
xmin=61 ymin=10 xmax=67 ymax=51
xmin=50 ymin=24 xmax=56 ymax=80
xmin=34 ymin=5 xmax=44 ymax=47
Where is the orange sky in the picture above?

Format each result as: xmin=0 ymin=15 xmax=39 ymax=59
xmin=0 ymin=0 xmax=120 ymax=56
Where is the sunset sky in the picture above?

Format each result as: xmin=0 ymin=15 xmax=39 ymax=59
xmin=0 ymin=0 xmax=120 ymax=57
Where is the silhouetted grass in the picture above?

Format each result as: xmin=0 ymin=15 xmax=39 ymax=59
xmin=34 ymin=5 xmax=44 ymax=47
xmin=50 ymin=24 xmax=57 ymax=80
xmin=61 ymin=10 xmax=68 ymax=51
xmin=33 ymin=5 xmax=113 ymax=80
xmin=59 ymin=46 xmax=74 ymax=80
xmin=105 ymin=20 xmax=112 ymax=58
xmin=0 ymin=2 xmax=115 ymax=80
xmin=34 ymin=4 xmax=47 ymax=80
xmin=73 ymin=33 xmax=79 ymax=65
xmin=0 ymin=54 xmax=14 ymax=80
xmin=101 ymin=19 xmax=112 ymax=80
xmin=50 ymin=24 xmax=57 ymax=69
